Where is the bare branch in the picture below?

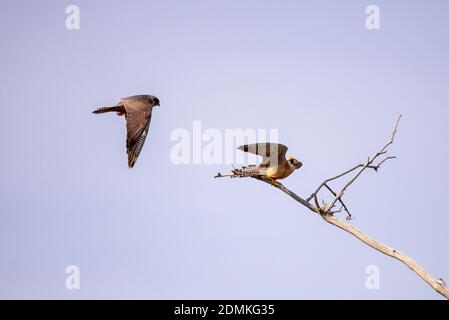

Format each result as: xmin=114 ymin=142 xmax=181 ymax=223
xmin=313 ymin=194 xmax=321 ymax=212
xmin=307 ymin=116 xmax=401 ymax=207
xmin=375 ymin=156 xmax=396 ymax=169
xmin=306 ymin=164 xmax=365 ymax=202
xmin=250 ymin=176 xmax=449 ymax=299
xmin=306 ymin=159 xmax=395 ymax=203
xmin=323 ymin=183 xmax=352 ymax=219
xmin=325 ymin=158 xmax=370 ymax=211
xmin=215 ymin=114 xmax=449 ymax=299
xmin=321 ymin=212 xmax=449 ymax=299
xmin=252 ymin=177 xmax=316 ymax=212
xmin=325 ymin=115 xmax=402 ymax=212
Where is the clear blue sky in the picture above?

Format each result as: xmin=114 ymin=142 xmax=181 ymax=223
xmin=1 ymin=0 xmax=448 ymax=299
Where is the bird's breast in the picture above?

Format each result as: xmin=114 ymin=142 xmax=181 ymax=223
xmin=265 ymin=165 xmax=294 ymax=180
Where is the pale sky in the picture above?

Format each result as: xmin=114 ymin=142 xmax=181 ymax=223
xmin=0 ymin=0 xmax=448 ymax=299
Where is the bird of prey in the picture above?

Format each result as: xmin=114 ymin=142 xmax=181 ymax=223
xmin=215 ymin=142 xmax=302 ymax=185
xmin=92 ymin=94 xmax=160 ymax=168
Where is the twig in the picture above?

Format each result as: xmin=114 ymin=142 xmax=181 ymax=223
xmin=375 ymin=156 xmax=396 ymax=170
xmin=306 ymin=115 xmax=401 ymax=205
xmin=323 ymin=183 xmax=352 ymax=219
xmin=306 ymin=161 xmax=395 ymax=203
xmin=325 ymin=158 xmax=371 ymax=211
xmin=325 ymin=115 xmax=402 ymax=212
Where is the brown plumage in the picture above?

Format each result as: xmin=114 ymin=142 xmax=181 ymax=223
xmin=93 ymin=94 xmax=160 ymax=168
xmin=237 ymin=142 xmax=289 ymax=168
xmin=215 ymin=143 xmax=302 ymax=184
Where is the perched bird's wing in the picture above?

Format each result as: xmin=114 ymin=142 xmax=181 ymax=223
xmin=122 ymin=97 xmax=153 ymax=168
xmin=237 ymin=143 xmax=288 ymax=167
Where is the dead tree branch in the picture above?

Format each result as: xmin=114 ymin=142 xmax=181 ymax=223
xmin=323 ymin=115 xmax=402 ymax=212
xmin=215 ymin=115 xmax=449 ymax=299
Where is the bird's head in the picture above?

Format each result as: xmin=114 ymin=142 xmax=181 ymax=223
xmin=147 ymin=95 xmax=160 ymax=107
xmin=287 ymin=156 xmax=303 ymax=170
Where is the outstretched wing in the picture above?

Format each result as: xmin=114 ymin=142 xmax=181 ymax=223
xmin=122 ymin=97 xmax=153 ymax=168
xmin=237 ymin=143 xmax=288 ymax=167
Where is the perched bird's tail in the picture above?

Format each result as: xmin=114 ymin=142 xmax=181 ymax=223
xmin=215 ymin=166 xmax=260 ymax=178
xmin=92 ymin=106 xmax=125 ymax=115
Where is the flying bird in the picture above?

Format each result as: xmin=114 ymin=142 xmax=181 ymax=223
xmin=93 ymin=94 xmax=160 ymax=168
xmin=215 ymin=142 xmax=302 ymax=185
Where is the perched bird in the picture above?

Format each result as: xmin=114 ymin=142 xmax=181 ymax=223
xmin=93 ymin=94 xmax=160 ymax=168
xmin=215 ymin=142 xmax=302 ymax=185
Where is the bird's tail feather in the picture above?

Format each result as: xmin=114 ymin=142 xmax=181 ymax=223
xmin=215 ymin=166 xmax=260 ymax=178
